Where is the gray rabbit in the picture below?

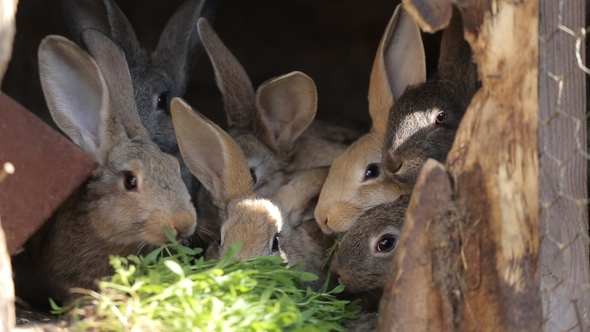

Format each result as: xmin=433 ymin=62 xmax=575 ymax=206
xmin=60 ymin=0 xmax=217 ymax=195
xmin=11 ymin=31 xmax=196 ymax=311
xmin=330 ymin=197 xmax=409 ymax=312
xmin=381 ymin=7 xmax=479 ymax=191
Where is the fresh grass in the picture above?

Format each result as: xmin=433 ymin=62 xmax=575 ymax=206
xmin=51 ymin=231 xmax=359 ymax=332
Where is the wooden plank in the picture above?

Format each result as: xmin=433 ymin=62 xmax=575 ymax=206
xmin=0 ymin=92 xmax=97 ymax=255
xmin=0 ymin=214 xmax=14 ymax=332
xmin=1 ymin=1 xmax=19 ymax=331
xmin=538 ymin=0 xmax=589 ymax=330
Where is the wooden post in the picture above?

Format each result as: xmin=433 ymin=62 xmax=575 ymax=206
xmin=0 ymin=1 xmax=18 ymax=331
xmin=378 ymin=0 xmax=542 ymax=331
xmin=538 ymin=0 xmax=589 ymax=330
xmin=0 ymin=0 xmax=17 ymax=85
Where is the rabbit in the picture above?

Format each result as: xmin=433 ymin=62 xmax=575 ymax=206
xmin=381 ymin=6 xmax=480 ymax=191
xmin=10 ymin=30 xmax=197 ymax=311
xmin=170 ymin=98 xmax=335 ymax=290
xmin=330 ymin=197 xmax=410 ymax=312
xmin=60 ymin=0 xmax=217 ymax=195
xmin=342 ymin=312 xmax=379 ymax=332
xmin=196 ymin=18 xmax=364 ymax=198
xmin=314 ymin=3 xmax=419 ymax=234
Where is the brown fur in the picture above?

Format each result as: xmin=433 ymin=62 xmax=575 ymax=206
xmin=12 ymin=32 xmax=196 ymax=311
xmin=60 ymin=0 xmax=217 ymax=196
xmin=197 ymin=18 xmax=362 ymax=198
xmin=171 ymin=99 xmax=334 ymax=290
xmin=314 ymin=5 xmax=420 ymax=234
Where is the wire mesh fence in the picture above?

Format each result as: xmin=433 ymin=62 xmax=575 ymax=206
xmin=538 ymin=0 xmax=590 ymax=330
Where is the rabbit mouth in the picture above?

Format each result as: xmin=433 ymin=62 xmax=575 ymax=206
xmin=136 ymin=210 xmax=197 ymax=245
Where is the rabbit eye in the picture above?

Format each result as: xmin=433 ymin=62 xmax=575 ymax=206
xmin=123 ymin=172 xmax=138 ymax=191
xmin=271 ymin=233 xmax=280 ymax=252
xmin=157 ymin=92 xmax=170 ymax=113
xmin=435 ymin=112 xmax=447 ymax=125
xmin=250 ymin=168 xmax=257 ymax=185
xmin=375 ymin=235 xmax=396 ymax=253
xmin=363 ymin=163 xmax=380 ymax=181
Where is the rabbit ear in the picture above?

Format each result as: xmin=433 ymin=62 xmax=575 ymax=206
xmin=38 ymin=35 xmax=124 ymax=163
xmin=155 ymin=0 xmax=217 ymax=88
xmin=255 ymin=72 xmax=317 ymax=152
xmin=437 ymin=8 xmax=478 ymax=100
xmin=368 ymin=4 xmax=426 ymax=135
xmin=197 ymin=18 xmax=257 ymax=130
xmin=171 ymin=98 xmax=253 ymax=206
xmin=60 ymin=0 xmax=143 ymax=64
xmin=60 ymin=0 xmax=110 ymax=45
xmin=81 ymin=29 xmax=148 ymax=138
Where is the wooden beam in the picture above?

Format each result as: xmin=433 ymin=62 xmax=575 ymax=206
xmin=0 ymin=1 xmax=19 ymax=330
xmin=0 ymin=0 xmax=17 ymax=85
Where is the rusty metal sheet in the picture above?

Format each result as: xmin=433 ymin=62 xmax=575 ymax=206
xmin=0 ymin=92 xmax=97 ymax=255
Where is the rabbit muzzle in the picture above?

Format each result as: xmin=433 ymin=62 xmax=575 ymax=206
xmin=141 ymin=209 xmax=197 ymax=244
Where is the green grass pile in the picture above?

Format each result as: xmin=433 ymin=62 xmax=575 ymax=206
xmin=52 ymin=234 xmax=359 ymax=331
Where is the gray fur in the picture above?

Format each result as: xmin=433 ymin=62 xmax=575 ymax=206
xmin=331 ymin=197 xmax=409 ymax=307
xmin=60 ymin=0 xmax=217 ymax=195
xmin=382 ymin=8 xmax=479 ymax=192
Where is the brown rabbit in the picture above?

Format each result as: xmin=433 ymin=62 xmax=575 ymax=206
xmin=382 ymin=7 xmax=479 ymax=191
xmin=314 ymin=3 xmax=420 ymax=234
xmin=330 ymin=197 xmax=410 ymax=311
xmin=196 ymin=18 xmax=363 ymax=198
xmin=11 ymin=31 xmax=196 ymax=311
xmin=171 ymin=98 xmax=335 ymax=289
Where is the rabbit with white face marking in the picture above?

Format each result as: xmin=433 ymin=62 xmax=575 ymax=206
xmin=11 ymin=31 xmax=196 ymax=311
xmin=330 ymin=197 xmax=409 ymax=311
xmin=60 ymin=0 xmax=217 ymax=195
xmin=171 ymin=98 xmax=335 ymax=290
xmin=382 ymin=7 xmax=479 ymax=190
xmin=196 ymin=19 xmax=363 ymax=198
xmin=314 ymin=4 xmax=417 ymax=234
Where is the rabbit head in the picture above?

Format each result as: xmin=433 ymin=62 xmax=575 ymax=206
xmin=330 ymin=197 xmax=409 ymax=296
xmin=40 ymin=31 xmax=197 ymax=245
xmin=11 ymin=31 xmax=197 ymax=309
xmin=381 ymin=6 xmax=479 ymax=191
xmin=314 ymin=5 xmax=415 ymax=234
xmin=197 ymin=18 xmax=352 ymax=197
xmin=170 ymin=97 xmax=283 ymax=260
xmin=171 ymin=98 xmax=333 ymax=281
xmin=60 ymin=0 xmax=217 ymax=193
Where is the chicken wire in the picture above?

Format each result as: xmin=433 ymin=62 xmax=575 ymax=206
xmin=538 ymin=0 xmax=590 ymax=330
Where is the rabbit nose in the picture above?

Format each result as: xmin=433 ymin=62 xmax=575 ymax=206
xmin=172 ymin=210 xmax=197 ymax=240
xmin=383 ymin=153 xmax=403 ymax=175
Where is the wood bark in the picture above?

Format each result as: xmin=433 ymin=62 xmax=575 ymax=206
xmin=0 ymin=0 xmax=17 ymax=84
xmin=1 ymin=0 xmax=19 ymax=331
xmin=379 ymin=0 xmax=542 ymax=331
xmin=538 ymin=0 xmax=589 ymax=330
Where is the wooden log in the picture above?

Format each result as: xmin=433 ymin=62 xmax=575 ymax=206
xmin=538 ymin=0 xmax=589 ymax=330
xmin=0 ymin=0 xmax=17 ymax=85
xmin=378 ymin=159 xmax=459 ymax=331
xmin=1 ymin=1 xmax=19 ymax=331
xmin=0 ymin=215 xmax=14 ymax=332
xmin=379 ymin=0 xmax=542 ymax=331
